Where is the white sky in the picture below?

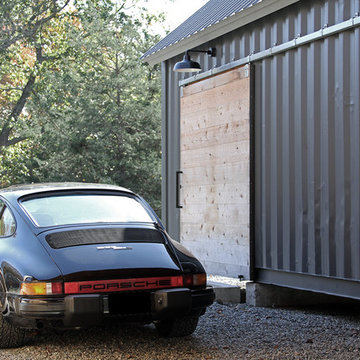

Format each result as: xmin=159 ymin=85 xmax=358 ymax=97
xmin=138 ymin=0 xmax=208 ymax=34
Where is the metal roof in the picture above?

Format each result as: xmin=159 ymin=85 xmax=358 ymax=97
xmin=142 ymin=0 xmax=300 ymax=66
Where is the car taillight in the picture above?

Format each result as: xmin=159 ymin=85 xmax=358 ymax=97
xmin=20 ymin=282 xmax=63 ymax=296
xmin=184 ymin=273 xmax=207 ymax=287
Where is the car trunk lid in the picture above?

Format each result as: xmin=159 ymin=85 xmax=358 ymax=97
xmin=36 ymin=226 xmax=182 ymax=282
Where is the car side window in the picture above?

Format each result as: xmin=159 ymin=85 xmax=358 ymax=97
xmin=0 ymin=206 xmax=16 ymax=237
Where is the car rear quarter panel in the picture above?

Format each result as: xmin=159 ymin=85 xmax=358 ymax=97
xmin=0 ymin=208 xmax=62 ymax=296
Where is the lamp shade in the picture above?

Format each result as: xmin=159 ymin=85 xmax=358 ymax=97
xmin=173 ymin=52 xmax=201 ymax=72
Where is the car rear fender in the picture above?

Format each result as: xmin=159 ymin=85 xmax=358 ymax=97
xmin=167 ymin=237 xmax=206 ymax=274
xmin=0 ymin=233 xmax=63 ymax=297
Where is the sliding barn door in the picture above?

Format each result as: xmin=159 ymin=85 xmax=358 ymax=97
xmin=179 ymin=66 xmax=250 ymax=278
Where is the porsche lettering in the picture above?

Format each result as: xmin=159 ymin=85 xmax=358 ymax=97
xmin=78 ymin=279 xmax=171 ymax=291
xmin=64 ymin=276 xmax=183 ymax=294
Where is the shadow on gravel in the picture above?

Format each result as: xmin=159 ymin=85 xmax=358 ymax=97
xmin=24 ymin=319 xmax=208 ymax=354
xmin=279 ymin=301 xmax=360 ymax=320
xmin=3 ymin=303 xmax=360 ymax=359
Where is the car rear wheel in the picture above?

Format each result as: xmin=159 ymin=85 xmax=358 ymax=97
xmin=155 ymin=316 xmax=199 ymax=337
xmin=0 ymin=313 xmax=26 ymax=348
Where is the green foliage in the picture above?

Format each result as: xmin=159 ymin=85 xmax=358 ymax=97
xmin=0 ymin=0 xmax=163 ymax=214
xmin=0 ymin=0 xmax=70 ymax=54
xmin=0 ymin=140 xmax=39 ymax=187
xmin=0 ymin=0 xmax=72 ymax=150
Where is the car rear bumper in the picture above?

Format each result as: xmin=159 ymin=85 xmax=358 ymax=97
xmin=14 ymin=287 xmax=215 ymax=328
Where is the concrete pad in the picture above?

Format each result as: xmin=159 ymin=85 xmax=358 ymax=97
xmin=246 ymin=282 xmax=360 ymax=307
xmin=207 ymin=275 xmax=246 ymax=304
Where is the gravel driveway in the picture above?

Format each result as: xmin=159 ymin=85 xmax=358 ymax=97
xmin=2 ymin=302 xmax=360 ymax=360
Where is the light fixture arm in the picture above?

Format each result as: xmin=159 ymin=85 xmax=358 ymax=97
xmin=187 ymin=47 xmax=217 ymax=57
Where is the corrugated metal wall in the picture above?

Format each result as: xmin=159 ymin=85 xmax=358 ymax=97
xmin=254 ymin=24 xmax=360 ymax=278
xmin=161 ymin=61 xmax=181 ymax=238
xmin=181 ymin=0 xmax=360 ymax=81
xmin=162 ymin=0 xmax=360 ymax=297
xmin=254 ymin=8 xmax=360 ymax=296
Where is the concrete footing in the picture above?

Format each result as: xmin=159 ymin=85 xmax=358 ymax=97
xmin=212 ymin=285 xmax=246 ymax=304
xmin=206 ymin=276 xmax=360 ymax=306
xmin=207 ymin=275 xmax=246 ymax=303
xmin=246 ymin=282 xmax=358 ymax=307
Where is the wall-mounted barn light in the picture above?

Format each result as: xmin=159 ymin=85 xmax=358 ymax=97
xmin=173 ymin=47 xmax=217 ymax=73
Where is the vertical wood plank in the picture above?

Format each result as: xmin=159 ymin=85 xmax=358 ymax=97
xmin=180 ymin=66 xmax=250 ymax=278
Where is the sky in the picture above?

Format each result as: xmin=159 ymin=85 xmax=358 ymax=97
xmin=138 ymin=0 xmax=208 ymax=34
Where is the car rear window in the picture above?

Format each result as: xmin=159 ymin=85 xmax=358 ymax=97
xmin=21 ymin=194 xmax=153 ymax=227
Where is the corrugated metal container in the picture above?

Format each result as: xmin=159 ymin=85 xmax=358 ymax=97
xmin=161 ymin=0 xmax=360 ymax=297
xmin=254 ymin=24 xmax=360 ymax=293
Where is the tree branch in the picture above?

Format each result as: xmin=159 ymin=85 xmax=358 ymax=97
xmin=0 ymin=126 xmax=27 ymax=150
xmin=0 ymin=44 xmax=44 ymax=150
xmin=0 ymin=0 xmax=70 ymax=53
xmin=0 ymin=87 xmax=24 ymax=92
xmin=6 ymin=73 xmax=36 ymax=125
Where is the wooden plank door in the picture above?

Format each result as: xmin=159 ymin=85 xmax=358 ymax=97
xmin=179 ymin=66 xmax=250 ymax=278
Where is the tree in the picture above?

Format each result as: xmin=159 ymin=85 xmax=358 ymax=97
xmin=0 ymin=0 xmax=70 ymax=54
xmin=0 ymin=0 xmax=71 ymax=152
xmin=28 ymin=1 xmax=162 ymax=212
xmin=0 ymin=0 xmax=163 ymax=213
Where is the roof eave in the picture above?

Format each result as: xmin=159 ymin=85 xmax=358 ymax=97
xmin=143 ymin=0 xmax=300 ymax=66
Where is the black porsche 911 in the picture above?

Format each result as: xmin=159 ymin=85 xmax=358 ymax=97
xmin=0 ymin=183 xmax=214 ymax=348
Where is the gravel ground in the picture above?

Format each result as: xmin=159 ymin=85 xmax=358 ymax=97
xmin=2 ymin=302 xmax=360 ymax=360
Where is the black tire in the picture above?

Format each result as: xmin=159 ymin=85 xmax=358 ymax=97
xmin=0 ymin=313 xmax=26 ymax=348
xmin=155 ymin=316 xmax=199 ymax=337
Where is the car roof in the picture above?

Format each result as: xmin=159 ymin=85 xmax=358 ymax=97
xmin=0 ymin=183 xmax=134 ymax=202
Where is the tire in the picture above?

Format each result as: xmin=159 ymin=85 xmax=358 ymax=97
xmin=155 ymin=316 xmax=199 ymax=337
xmin=0 ymin=313 xmax=26 ymax=348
